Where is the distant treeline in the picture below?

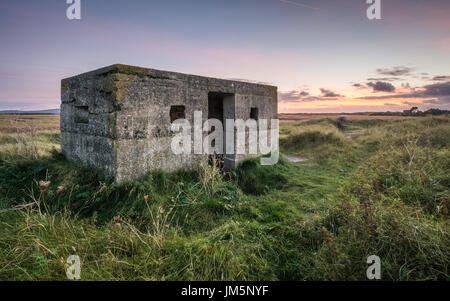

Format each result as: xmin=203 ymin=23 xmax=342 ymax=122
xmin=370 ymin=107 xmax=450 ymax=117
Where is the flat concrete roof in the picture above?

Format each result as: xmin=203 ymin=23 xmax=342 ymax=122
xmin=62 ymin=64 xmax=277 ymax=90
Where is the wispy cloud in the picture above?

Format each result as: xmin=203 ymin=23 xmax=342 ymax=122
xmin=367 ymin=81 xmax=396 ymax=93
xmin=376 ymin=66 xmax=415 ymax=77
xmin=279 ymin=0 xmax=319 ymax=10
xmin=367 ymin=77 xmax=399 ymax=82
xmin=279 ymin=87 xmax=343 ymax=102
xmin=431 ymin=75 xmax=450 ymax=82
xmin=320 ymin=88 xmax=341 ymax=97
xmin=359 ymin=81 xmax=450 ymax=100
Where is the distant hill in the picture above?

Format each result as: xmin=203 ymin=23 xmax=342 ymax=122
xmin=0 ymin=108 xmax=60 ymax=114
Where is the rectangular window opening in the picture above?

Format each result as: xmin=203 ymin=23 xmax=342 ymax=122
xmin=170 ymin=105 xmax=186 ymax=122
xmin=74 ymin=106 xmax=89 ymax=124
xmin=250 ymin=107 xmax=259 ymax=121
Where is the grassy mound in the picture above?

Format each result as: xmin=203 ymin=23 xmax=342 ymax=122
xmin=280 ymin=122 xmax=358 ymax=166
xmin=234 ymin=158 xmax=289 ymax=195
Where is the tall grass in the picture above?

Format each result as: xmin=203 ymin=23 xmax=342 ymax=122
xmin=0 ymin=115 xmax=448 ymax=280
xmin=280 ymin=122 xmax=359 ymax=166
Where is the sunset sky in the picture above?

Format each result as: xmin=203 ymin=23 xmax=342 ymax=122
xmin=1 ymin=0 xmax=449 ymax=112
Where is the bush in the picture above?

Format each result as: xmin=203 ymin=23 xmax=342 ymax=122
xmin=312 ymin=198 xmax=449 ymax=280
xmin=234 ymin=158 xmax=288 ymax=195
xmin=349 ymin=140 xmax=449 ymax=215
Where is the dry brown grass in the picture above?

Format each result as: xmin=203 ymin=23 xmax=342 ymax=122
xmin=0 ymin=114 xmax=60 ymax=133
xmin=0 ymin=114 xmax=60 ymax=160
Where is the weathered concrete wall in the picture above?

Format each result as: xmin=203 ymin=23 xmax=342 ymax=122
xmin=60 ymin=67 xmax=121 ymax=178
xmin=61 ymin=64 xmax=278 ymax=183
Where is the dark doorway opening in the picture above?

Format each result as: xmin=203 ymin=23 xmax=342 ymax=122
xmin=207 ymin=92 xmax=236 ymax=169
xmin=208 ymin=92 xmax=224 ymax=126
xmin=207 ymin=92 xmax=228 ymax=168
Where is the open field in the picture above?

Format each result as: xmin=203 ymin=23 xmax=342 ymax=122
xmin=279 ymin=113 xmax=411 ymax=123
xmin=0 ymin=114 xmax=449 ymax=280
xmin=0 ymin=114 xmax=60 ymax=133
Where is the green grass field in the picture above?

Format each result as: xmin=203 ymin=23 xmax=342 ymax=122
xmin=0 ymin=114 xmax=448 ymax=280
